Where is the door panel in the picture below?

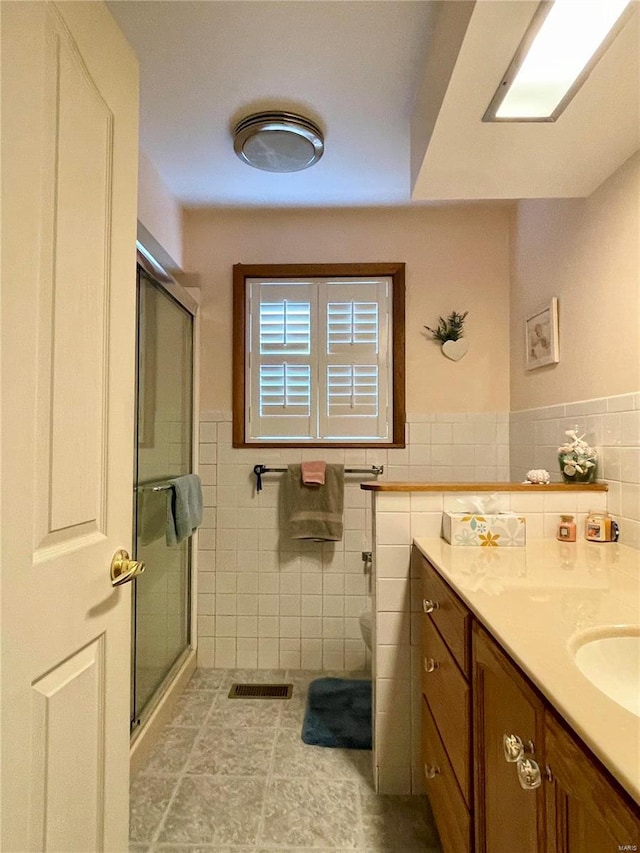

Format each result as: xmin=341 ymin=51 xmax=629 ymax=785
xmin=35 ymin=7 xmax=113 ymax=554
xmin=1 ymin=2 xmax=139 ymax=850
xmin=30 ymin=638 xmax=106 ymax=853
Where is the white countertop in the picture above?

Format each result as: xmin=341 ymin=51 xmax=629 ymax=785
xmin=413 ymin=537 xmax=640 ymax=804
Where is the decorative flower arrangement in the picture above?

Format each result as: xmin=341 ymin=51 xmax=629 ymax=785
xmin=557 ymin=428 xmax=597 ymax=483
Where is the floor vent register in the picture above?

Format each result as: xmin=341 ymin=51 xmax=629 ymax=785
xmin=228 ymin=683 xmax=293 ymax=699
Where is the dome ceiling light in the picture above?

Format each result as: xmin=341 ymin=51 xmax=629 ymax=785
xmin=233 ymin=111 xmax=324 ymax=173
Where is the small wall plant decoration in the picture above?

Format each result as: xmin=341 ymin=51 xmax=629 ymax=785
xmin=424 ymin=310 xmax=469 ymax=361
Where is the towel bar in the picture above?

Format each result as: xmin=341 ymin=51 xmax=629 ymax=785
xmin=253 ymin=463 xmax=383 ymax=492
xmin=136 ymin=480 xmax=174 ymax=492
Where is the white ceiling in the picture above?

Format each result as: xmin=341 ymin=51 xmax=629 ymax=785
xmin=108 ymin=0 xmax=640 ymax=207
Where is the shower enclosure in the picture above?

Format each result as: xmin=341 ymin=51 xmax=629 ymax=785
xmin=131 ymin=262 xmax=196 ymax=729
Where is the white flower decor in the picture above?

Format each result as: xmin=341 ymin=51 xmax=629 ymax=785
xmin=558 ymin=428 xmax=598 ymax=482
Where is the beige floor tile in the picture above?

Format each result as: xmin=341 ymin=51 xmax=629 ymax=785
xmin=158 ymin=776 xmax=265 ymax=846
xmin=129 ymin=775 xmax=179 ymax=843
xmin=131 ymin=667 xmax=442 ymax=852
xmin=260 ymin=777 xmax=360 ymax=848
xmin=187 ymin=725 xmax=276 ymax=777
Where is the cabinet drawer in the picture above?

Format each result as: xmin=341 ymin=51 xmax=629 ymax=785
xmin=422 ymin=557 xmax=471 ymax=675
xmin=422 ymin=694 xmax=472 ymax=853
xmin=422 ymin=614 xmax=471 ymax=805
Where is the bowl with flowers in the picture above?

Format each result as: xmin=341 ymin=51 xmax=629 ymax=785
xmin=558 ymin=428 xmax=598 ymax=483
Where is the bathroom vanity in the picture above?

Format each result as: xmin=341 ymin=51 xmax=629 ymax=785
xmin=413 ymin=539 xmax=640 ymax=853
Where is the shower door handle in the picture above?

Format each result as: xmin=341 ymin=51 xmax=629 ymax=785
xmin=110 ymin=549 xmax=145 ymax=587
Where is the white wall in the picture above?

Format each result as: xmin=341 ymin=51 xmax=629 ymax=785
xmin=138 ymin=149 xmax=183 ymax=269
xmin=510 ymin=151 xmax=640 ymax=410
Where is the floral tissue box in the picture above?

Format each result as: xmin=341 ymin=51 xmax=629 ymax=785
xmin=442 ymin=512 xmax=526 ymax=547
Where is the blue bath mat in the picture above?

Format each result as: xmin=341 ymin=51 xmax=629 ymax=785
xmin=301 ymin=677 xmax=372 ymax=749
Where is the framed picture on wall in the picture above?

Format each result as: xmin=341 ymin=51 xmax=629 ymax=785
xmin=525 ymin=297 xmax=559 ymax=370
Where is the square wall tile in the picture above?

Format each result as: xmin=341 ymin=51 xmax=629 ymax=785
xmin=375 ymin=677 xmax=410 ymax=714
xmin=258 ymin=638 xmax=280 ymax=669
xmin=376 ymin=512 xmax=411 ymax=545
xmin=375 ymin=709 xmax=412 ymax=766
xmin=376 ymin=644 xmax=411 ymax=680
xmin=197 ymin=638 xmax=215 ymax=668
xmin=410 ymin=513 xmax=442 ymax=539
xmin=214 ymin=638 xmax=236 ymax=668
xmin=376 ymin=493 xmax=411 ymax=513
xmin=377 ymin=612 xmax=410 ymax=645
xmin=377 ymin=578 xmax=410 ymax=612
xmin=375 ymin=546 xmax=411 ymax=578
xmin=301 ymin=639 xmax=323 ymax=669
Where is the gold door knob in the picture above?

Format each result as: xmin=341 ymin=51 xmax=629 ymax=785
xmin=110 ymin=549 xmax=145 ymax=587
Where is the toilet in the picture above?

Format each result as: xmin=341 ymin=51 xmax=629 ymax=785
xmin=359 ymin=609 xmax=373 ymax=651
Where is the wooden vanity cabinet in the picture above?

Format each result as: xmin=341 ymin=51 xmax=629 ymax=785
xmin=473 ymin=622 xmax=640 ymax=853
xmin=473 ymin=622 xmax=546 ymax=853
xmin=416 ymin=547 xmax=640 ymax=853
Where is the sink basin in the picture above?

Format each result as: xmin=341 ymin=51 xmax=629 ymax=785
xmin=571 ymin=628 xmax=640 ymax=717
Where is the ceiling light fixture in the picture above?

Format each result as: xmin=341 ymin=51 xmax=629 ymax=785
xmin=233 ymin=111 xmax=324 ymax=172
xmin=483 ymin=0 xmax=633 ymax=122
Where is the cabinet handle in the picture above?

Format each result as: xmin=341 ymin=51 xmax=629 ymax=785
xmin=422 ymin=598 xmax=440 ymax=614
xmin=516 ymin=757 xmax=542 ymax=790
xmin=423 ymin=657 xmax=439 ymax=673
xmin=424 ymin=762 xmax=440 ymax=779
xmin=503 ymin=733 xmax=524 ymax=763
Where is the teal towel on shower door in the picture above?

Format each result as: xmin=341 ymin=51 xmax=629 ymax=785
xmin=167 ymin=474 xmax=203 ymax=545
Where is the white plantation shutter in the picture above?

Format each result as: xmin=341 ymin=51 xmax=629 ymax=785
xmin=246 ymin=277 xmax=392 ymax=441
xmin=319 ymin=280 xmax=390 ymax=439
xmin=248 ymin=280 xmax=315 ymax=439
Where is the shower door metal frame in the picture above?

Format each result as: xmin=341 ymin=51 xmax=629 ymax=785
xmin=131 ymin=250 xmax=198 ymax=731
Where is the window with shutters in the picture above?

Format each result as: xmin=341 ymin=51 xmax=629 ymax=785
xmin=233 ymin=263 xmax=405 ymax=447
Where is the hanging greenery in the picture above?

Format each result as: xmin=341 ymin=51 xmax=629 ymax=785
xmin=424 ymin=310 xmax=468 ymax=343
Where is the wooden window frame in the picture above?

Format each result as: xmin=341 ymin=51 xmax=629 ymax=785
xmin=233 ymin=262 xmax=406 ymax=448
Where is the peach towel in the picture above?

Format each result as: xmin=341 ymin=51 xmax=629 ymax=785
xmin=301 ymin=460 xmax=326 ymax=486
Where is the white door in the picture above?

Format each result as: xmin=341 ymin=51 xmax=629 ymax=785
xmin=1 ymin=2 xmax=139 ymax=851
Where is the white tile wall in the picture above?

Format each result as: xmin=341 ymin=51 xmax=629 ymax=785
xmin=196 ymin=410 xmax=510 ymax=669
xmin=510 ymin=393 xmax=640 ymax=549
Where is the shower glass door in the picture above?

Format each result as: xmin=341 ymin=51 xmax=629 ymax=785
xmin=132 ymin=267 xmax=193 ymax=726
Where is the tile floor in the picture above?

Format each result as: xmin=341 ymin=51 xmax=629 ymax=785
xmin=130 ymin=668 xmax=441 ymax=852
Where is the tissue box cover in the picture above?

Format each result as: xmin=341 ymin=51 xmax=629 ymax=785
xmin=442 ymin=512 xmax=526 ymax=547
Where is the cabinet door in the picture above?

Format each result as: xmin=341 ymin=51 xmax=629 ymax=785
xmin=545 ymin=712 xmax=640 ymax=853
xmin=473 ymin=624 xmax=546 ymax=853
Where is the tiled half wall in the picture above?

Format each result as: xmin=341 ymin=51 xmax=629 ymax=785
xmin=196 ymin=411 xmax=509 ymax=670
xmin=510 ymin=392 xmax=640 ymax=550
